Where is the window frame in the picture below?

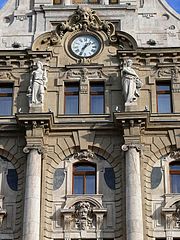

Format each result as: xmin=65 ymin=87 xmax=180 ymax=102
xmin=0 ymin=83 xmax=13 ymax=116
xmin=64 ymin=82 xmax=79 ymax=115
xmin=169 ymin=161 xmax=180 ymax=193
xmin=90 ymin=82 xmax=105 ymax=114
xmin=72 ymin=162 xmax=96 ymax=194
xmin=156 ymin=81 xmax=172 ymax=113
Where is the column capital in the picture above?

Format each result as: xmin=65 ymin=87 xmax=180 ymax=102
xmin=122 ymin=143 xmax=143 ymax=152
xmin=23 ymin=145 xmax=44 ymax=155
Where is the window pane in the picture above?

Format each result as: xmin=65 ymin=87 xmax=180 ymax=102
xmin=72 ymin=0 xmax=99 ymax=3
xmin=53 ymin=0 xmax=61 ymax=3
xmin=74 ymin=176 xmax=83 ymax=194
xmin=65 ymin=95 xmax=79 ymax=114
xmin=171 ymin=175 xmax=180 ymax=193
xmin=157 ymin=95 xmax=171 ymax=113
xmin=0 ymin=97 xmax=12 ymax=115
xmin=170 ymin=164 xmax=180 ymax=170
xmin=157 ymin=85 xmax=170 ymax=91
xmin=91 ymin=95 xmax=104 ymax=114
xmin=75 ymin=165 xmax=95 ymax=172
xmin=86 ymin=175 xmax=95 ymax=194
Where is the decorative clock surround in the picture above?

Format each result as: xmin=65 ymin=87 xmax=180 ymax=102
xmin=69 ymin=32 xmax=102 ymax=58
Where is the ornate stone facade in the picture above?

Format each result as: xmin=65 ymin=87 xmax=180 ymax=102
xmin=0 ymin=1 xmax=179 ymax=240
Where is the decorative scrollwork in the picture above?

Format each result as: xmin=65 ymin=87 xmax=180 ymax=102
xmin=74 ymin=150 xmax=94 ymax=161
xmin=51 ymin=7 xmax=116 ymax=43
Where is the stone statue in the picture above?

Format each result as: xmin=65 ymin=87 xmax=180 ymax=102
xmin=122 ymin=59 xmax=143 ymax=105
xmin=28 ymin=61 xmax=48 ymax=105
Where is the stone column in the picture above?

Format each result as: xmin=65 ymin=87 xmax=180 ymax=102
xmin=23 ymin=146 xmax=43 ymax=240
xmin=122 ymin=144 xmax=144 ymax=240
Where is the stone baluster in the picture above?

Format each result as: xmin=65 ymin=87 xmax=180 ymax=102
xmin=22 ymin=146 xmax=43 ymax=240
xmin=122 ymin=144 xmax=144 ymax=240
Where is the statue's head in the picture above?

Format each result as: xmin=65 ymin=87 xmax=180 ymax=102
xmin=126 ymin=59 xmax=133 ymax=67
xmin=37 ymin=61 xmax=43 ymax=69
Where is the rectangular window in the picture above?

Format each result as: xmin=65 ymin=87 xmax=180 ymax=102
xmin=90 ymin=82 xmax=104 ymax=114
xmin=73 ymin=163 xmax=96 ymax=194
xmin=170 ymin=163 xmax=180 ymax=193
xmin=156 ymin=82 xmax=172 ymax=113
xmin=53 ymin=0 xmax=61 ymax=4
xmin=64 ymin=83 xmax=79 ymax=114
xmin=0 ymin=83 xmax=13 ymax=116
xmin=109 ymin=0 xmax=118 ymax=4
xmin=72 ymin=0 xmax=100 ymax=3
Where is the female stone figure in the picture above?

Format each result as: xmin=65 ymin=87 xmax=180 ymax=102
xmin=28 ymin=61 xmax=47 ymax=105
xmin=122 ymin=59 xmax=143 ymax=105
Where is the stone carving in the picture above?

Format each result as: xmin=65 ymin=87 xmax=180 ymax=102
xmin=74 ymin=201 xmax=94 ymax=230
xmin=122 ymin=144 xmax=143 ymax=152
xmin=0 ymin=72 xmax=11 ymax=80
xmin=28 ymin=61 xmax=48 ymax=105
xmin=158 ymin=67 xmax=180 ymax=82
xmin=74 ymin=150 xmax=94 ymax=161
xmin=39 ymin=7 xmax=116 ymax=48
xmin=122 ymin=59 xmax=143 ymax=105
xmin=56 ymin=7 xmax=116 ymax=42
xmin=173 ymin=201 xmax=180 ymax=227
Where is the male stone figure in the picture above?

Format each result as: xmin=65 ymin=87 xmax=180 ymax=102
xmin=28 ymin=61 xmax=47 ymax=105
xmin=122 ymin=59 xmax=143 ymax=105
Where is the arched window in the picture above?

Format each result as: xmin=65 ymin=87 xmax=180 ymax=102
xmin=170 ymin=162 xmax=180 ymax=193
xmin=73 ymin=162 xmax=96 ymax=194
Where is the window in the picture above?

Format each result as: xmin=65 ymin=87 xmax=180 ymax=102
xmin=109 ymin=0 xmax=118 ymax=4
xmin=72 ymin=0 xmax=100 ymax=3
xmin=65 ymin=83 xmax=79 ymax=114
xmin=73 ymin=162 xmax=96 ymax=194
xmin=170 ymin=162 xmax=180 ymax=193
xmin=0 ymin=83 xmax=13 ymax=116
xmin=156 ymin=82 xmax=172 ymax=113
xmin=53 ymin=0 xmax=61 ymax=4
xmin=90 ymin=82 xmax=104 ymax=114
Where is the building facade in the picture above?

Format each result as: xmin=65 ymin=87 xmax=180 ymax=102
xmin=0 ymin=0 xmax=180 ymax=239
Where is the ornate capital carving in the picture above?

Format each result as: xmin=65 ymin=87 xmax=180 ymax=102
xmin=23 ymin=145 xmax=44 ymax=155
xmin=122 ymin=144 xmax=143 ymax=152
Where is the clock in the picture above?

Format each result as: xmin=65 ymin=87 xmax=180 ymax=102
xmin=70 ymin=33 xmax=101 ymax=58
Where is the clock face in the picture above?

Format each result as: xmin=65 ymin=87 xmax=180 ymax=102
xmin=70 ymin=34 xmax=101 ymax=58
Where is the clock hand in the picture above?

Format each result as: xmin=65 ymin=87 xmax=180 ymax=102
xmin=79 ymin=42 xmax=91 ymax=55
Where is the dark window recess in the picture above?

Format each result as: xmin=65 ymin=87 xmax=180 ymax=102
xmin=53 ymin=168 xmax=65 ymax=190
xmin=90 ymin=82 xmax=104 ymax=114
xmin=0 ymin=83 xmax=13 ymax=116
xmin=156 ymin=82 xmax=172 ymax=113
xmin=65 ymin=83 xmax=79 ymax=114
xmin=7 ymin=169 xmax=18 ymax=191
xmin=73 ymin=163 xmax=96 ymax=194
xmin=104 ymin=168 xmax=115 ymax=190
xmin=151 ymin=167 xmax=162 ymax=189
xmin=109 ymin=0 xmax=118 ymax=4
xmin=170 ymin=162 xmax=180 ymax=193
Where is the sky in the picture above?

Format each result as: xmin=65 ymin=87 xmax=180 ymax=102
xmin=166 ymin=0 xmax=180 ymax=13
xmin=0 ymin=0 xmax=8 ymax=9
xmin=0 ymin=0 xmax=179 ymax=13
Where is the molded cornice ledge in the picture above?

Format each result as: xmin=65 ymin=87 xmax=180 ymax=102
xmin=15 ymin=112 xmax=54 ymax=133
